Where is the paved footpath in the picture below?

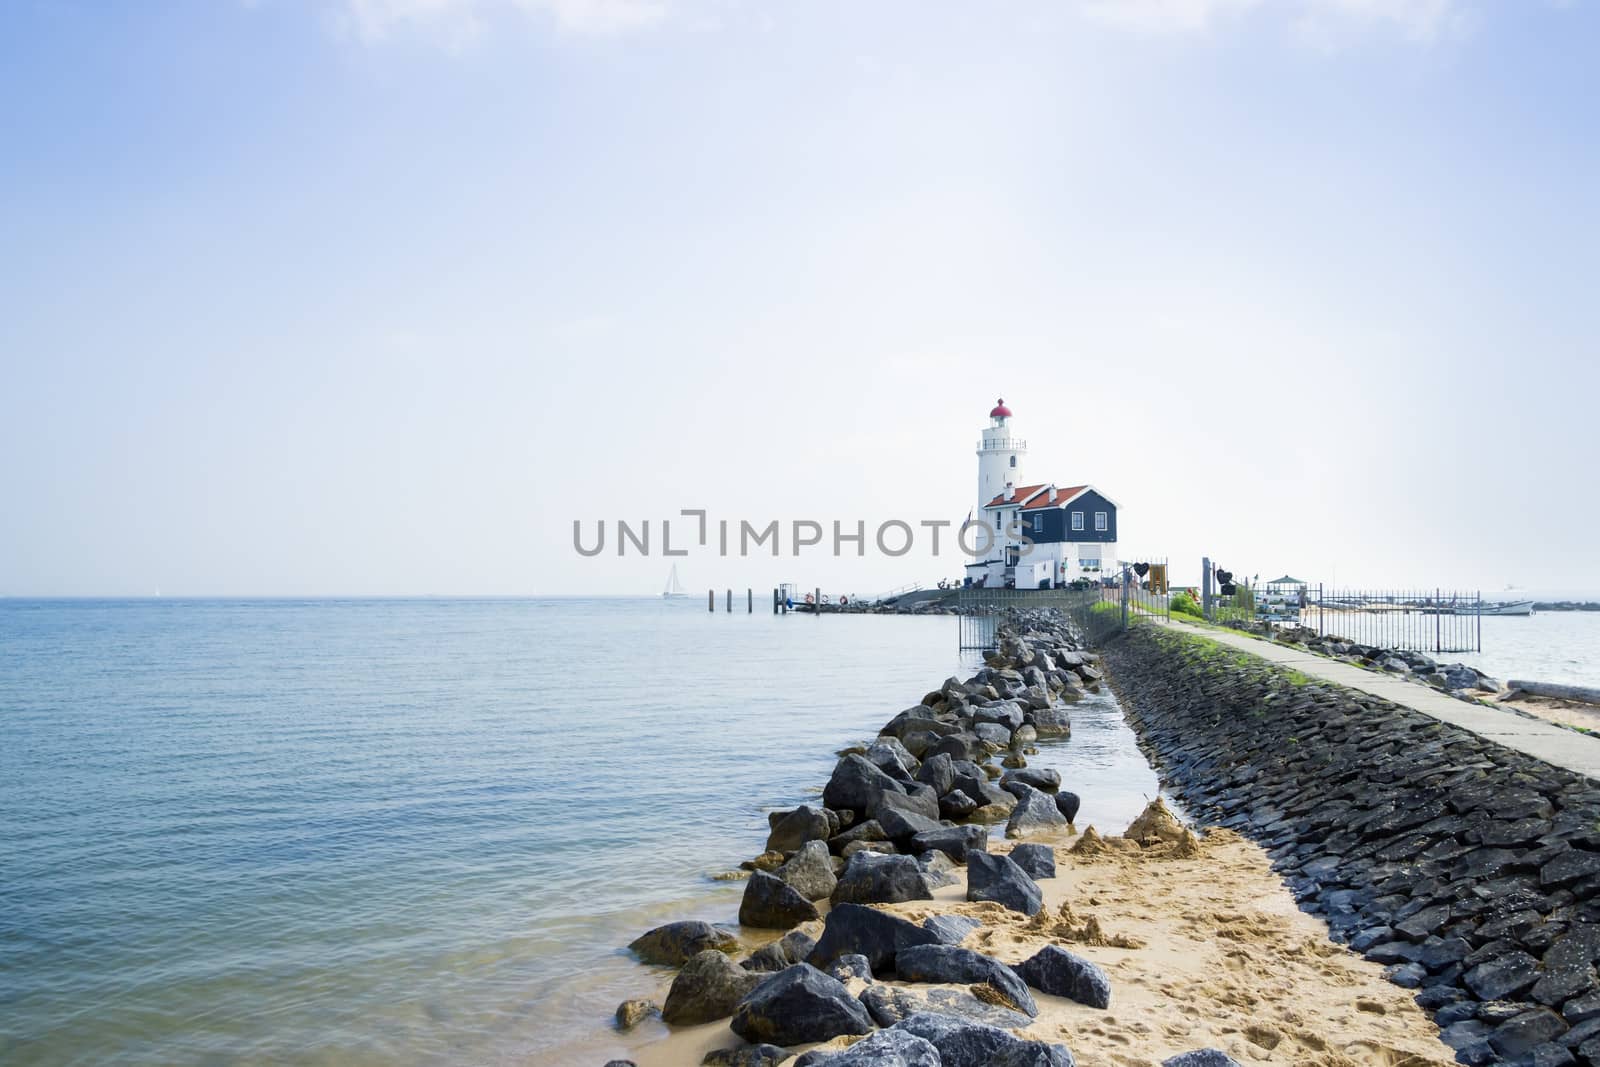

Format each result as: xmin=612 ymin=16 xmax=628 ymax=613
xmin=1155 ymin=616 xmax=1600 ymax=782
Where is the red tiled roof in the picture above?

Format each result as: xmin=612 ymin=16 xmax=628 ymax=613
xmin=984 ymin=484 xmax=1090 ymax=509
xmin=984 ymin=484 xmax=1046 ymax=508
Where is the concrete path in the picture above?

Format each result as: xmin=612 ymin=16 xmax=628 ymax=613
xmin=1155 ymin=616 xmax=1600 ymax=781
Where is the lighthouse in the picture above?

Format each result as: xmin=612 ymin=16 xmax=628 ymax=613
xmin=976 ymin=398 xmax=1026 ymax=516
xmin=963 ymin=395 xmax=1121 ymax=589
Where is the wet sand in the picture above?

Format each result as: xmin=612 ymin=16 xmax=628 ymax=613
xmin=575 ymin=818 xmax=1451 ymax=1067
xmin=1495 ymin=691 xmax=1600 ymax=733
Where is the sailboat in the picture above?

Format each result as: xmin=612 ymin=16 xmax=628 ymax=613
xmin=662 ymin=564 xmax=689 ymax=599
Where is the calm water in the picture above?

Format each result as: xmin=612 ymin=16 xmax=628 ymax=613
xmin=1445 ymin=612 xmax=1600 ymax=690
xmin=0 ymin=599 xmax=1160 ymax=1066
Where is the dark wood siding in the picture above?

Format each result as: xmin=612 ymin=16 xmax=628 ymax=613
xmin=1020 ymin=490 xmax=1117 ymax=544
xmin=1064 ymin=490 xmax=1117 ymax=543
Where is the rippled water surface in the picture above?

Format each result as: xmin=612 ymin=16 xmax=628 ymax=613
xmin=0 ymin=598 xmax=1160 ymax=1065
xmin=1439 ymin=611 xmax=1600 ymax=690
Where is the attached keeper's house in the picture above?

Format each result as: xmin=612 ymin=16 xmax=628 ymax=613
xmin=964 ymin=399 xmax=1120 ymax=589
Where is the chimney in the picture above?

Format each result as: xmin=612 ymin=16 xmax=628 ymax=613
xmin=1004 ymin=480 xmax=1014 ymax=501
xmin=1048 ymin=484 xmax=1057 ymax=505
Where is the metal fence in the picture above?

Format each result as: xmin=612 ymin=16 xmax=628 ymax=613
xmin=1305 ymin=587 xmax=1482 ymax=653
xmin=1197 ymin=579 xmax=1482 ymax=653
xmin=955 ymin=560 xmax=1170 ymax=651
xmin=956 ymin=587 xmax=1093 ymax=651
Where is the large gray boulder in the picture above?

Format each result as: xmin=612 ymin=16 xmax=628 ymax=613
xmin=793 ymin=1027 xmax=942 ymax=1067
xmin=1005 ymin=784 xmax=1070 ymax=839
xmin=877 ymin=803 xmax=944 ymax=842
xmin=703 ymin=1046 xmax=788 ymax=1067
xmin=1032 ymin=708 xmax=1072 ymax=736
xmin=824 ymin=753 xmax=907 ymax=816
xmin=777 ymin=840 xmax=838 ymax=901
xmin=743 ymin=928 xmax=818 ymax=973
xmin=766 ymin=805 xmax=833 ymax=853
xmin=829 ymin=819 xmax=888 ymax=853
xmin=866 ymin=738 xmax=920 ymax=782
xmin=922 ymin=914 xmax=982 ymax=946
xmin=911 ymin=825 xmax=989 ymax=862
xmin=629 ymin=920 xmax=739 ymax=966
xmin=916 ymin=752 xmax=957 ymax=796
xmin=1008 ymin=843 xmax=1056 ymax=880
xmin=826 ymin=953 xmax=874 ymax=982
xmin=881 ymin=707 xmax=960 ymax=741
xmin=939 ymin=789 xmax=978 ymax=819
xmin=1014 ymin=945 xmax=1111 ymax=1009
xmin=952 ymin=772 xmax=1017 ymax=813
xmin=973 ymin=702 xmax=1024 ymax=731
xmin=1001 ymin=767 xmax=1061 ymax=794
xmin=661 ymin=949 xmax=762 ymax=1025
xmin=831 ymin=851 xmax=934 ymax=905
xmin=807 ymin=902 xmax=940 ymax=973
xmin=860 ymin=983 xmax=1033 ymax=1029
xmin=892 ymin=1010 xmax=1075 ymax=1066
xmin=929 ymin=733 xmax=986 ymax=763
xmin=730 ymin=964 xmax=875 ymax=1046
xmin=973 ymin=722 xmax=1013 ymax=747
xmin=894 ymin=944 xmax=1038 ymax=1017
xmin=899 ymin=729 xmax=945 ymax=759
xmin=1054 ymin=791 xmax=1081 ymax=823
xmin=966 ymin=850 xmax=1043 ymax=916
xmin=877 ymin=787 xmax=941 ymax=823
xmin=740 ymin=870 xmax=821 ymax=929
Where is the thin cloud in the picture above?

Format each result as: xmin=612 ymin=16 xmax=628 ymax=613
xmin=334 ymin=0 xmax=665 ymax=46
xmin=1077 ymin=0 xmax=1469 ymax=42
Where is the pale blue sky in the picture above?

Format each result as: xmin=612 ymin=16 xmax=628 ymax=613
xmin=2 ymin=1 xmax=1596 ymax=597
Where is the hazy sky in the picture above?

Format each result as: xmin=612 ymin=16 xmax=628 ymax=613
xmin=2 ymin=0 xmax=1596 ymax=598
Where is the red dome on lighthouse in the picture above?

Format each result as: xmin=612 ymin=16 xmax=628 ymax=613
xmin=989 ymin=398 xmax=1013 ymax=418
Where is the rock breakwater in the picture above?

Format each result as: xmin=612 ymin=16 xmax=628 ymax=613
xmin=599 ymin=611 xmax=1454 ymax=1067
xmin=1106 ymin=624 xmax=1600 ymax=1066
xmin=614 ymin=611 xmax=1103 ymax=1065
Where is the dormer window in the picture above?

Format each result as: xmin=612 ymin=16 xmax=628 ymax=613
xmin=1071 ymin=511 xmax=1084 ymax=531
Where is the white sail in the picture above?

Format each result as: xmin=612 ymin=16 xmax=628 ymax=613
xmin=663 ymin=565 xmax=689 ymax=598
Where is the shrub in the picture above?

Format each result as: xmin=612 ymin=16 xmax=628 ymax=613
xmin=1171 ymin=592 xmax=1204 ymax=618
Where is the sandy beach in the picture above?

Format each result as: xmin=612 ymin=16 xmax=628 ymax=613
xmin=590 ymin=818 xmax=1451 ymax=1067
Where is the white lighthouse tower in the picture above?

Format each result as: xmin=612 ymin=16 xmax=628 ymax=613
xmin=976 ymin=398 xmax=1025 ymax=516
xmin=963 ymin=398 xmax=1027 ymax=586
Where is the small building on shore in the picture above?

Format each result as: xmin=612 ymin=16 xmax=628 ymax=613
xmin=965 ymin=399 xmax=1119 ymax=588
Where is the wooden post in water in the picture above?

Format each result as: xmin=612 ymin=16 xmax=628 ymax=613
xmin=772 ymin=588 xmax=779 ymax=615
xmin=747 ymin=588 xmax=752 ymax=613
xmin=708 ymin=589 xmax=714 ymax=612
xmin=815 ymin=587 xmax=821 ymax=616
xmin=726 ymin=589 xmax=733 ymax=613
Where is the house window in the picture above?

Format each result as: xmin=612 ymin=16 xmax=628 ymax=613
xmin=995 ymin=511 xmax=1002 ymax=530
xmin=1009 ymin=455 xmax=1017 ymax=467
xmin=1071 ymin=511 xmax=1084 ymax=531
xmin=1095 ymin=512 xmax=1108 ymax=532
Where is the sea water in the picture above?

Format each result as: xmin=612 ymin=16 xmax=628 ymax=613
xmin=1443 ymin=611 xmax=1600 ymax=690
xmin=0 ymin=599 xmax=1161 ymax=1066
